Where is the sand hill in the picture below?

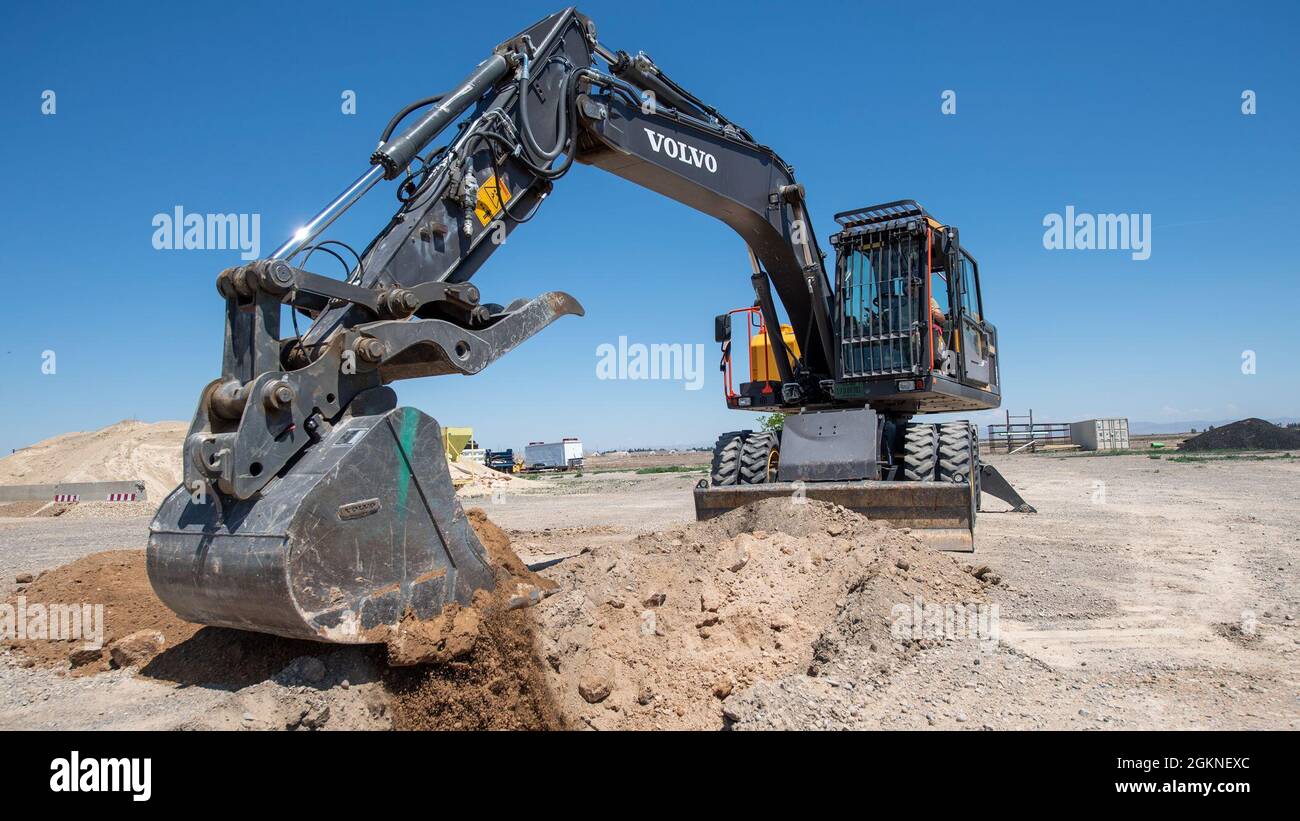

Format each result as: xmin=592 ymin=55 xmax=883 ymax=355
xmin=0 ymin=420 xmax=186 ymax=500
xmin=0 ymin=419 xmax=527 ymax=504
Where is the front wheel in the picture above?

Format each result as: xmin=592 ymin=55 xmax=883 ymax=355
xmin=903 ymin=423 xmax=938 ymax=481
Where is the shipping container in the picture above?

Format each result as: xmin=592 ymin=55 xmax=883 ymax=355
xmin=524 ymin=438 xmax=584 ymax=470
xmin=1069 ymin=418 xmax=1129 ymax=451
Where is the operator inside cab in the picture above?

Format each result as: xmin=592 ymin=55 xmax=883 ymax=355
xmin=930 ymin=270 xmax=950 ymax=365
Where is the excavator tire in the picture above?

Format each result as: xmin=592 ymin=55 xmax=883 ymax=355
xmin=739 ymin=431 xmax=780 ymax=484
xmin=938 ymin=421 xmax=974 ymax=483
xmin=710 ymin=431 xmax=749 ymax=486
xmin=903 ymin=423 xmax=938 ymax=481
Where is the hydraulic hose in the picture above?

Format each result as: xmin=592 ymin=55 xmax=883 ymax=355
xmin=517 ymin=55 xmax=573 ymax=162
xmin=378 ymin=94 xmax=445 ymax=146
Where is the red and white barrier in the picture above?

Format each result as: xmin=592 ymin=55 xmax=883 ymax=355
xmin=105 ymin=493 xmax=138 ymax=502
xmin=53 ymin=494 xmax=80 ymax=502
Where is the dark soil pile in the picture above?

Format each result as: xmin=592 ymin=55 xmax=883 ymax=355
xmin=385 ymin=601 xmax=563 ymax=730
xmin=385 ymin=508 xmax=564 ymax=730
xmin=1178 ymin=418 xmax=1300 ymax=452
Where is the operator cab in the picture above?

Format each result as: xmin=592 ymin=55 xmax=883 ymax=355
xmin=830 ymin=200 xmax=999 ymax=413
xmin=716 ymin=200 xmax=1000 ymax=414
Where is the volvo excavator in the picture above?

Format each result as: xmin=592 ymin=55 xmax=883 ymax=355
xmin=147 ymin=8 xmax=1034 ymax=644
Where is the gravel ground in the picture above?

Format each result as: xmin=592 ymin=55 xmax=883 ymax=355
xmin=1 ymin=449 xmax=1296 ymax=730
xmin=0 ymin=517 xmax=151 ymax=596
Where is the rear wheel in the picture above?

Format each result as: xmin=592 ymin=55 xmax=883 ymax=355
xmin=938 ymin=420 xmax=979 ymax=526
xmin=710 ymin=431 xmax=749 ymax=486
xmin=739 ymin=431 xmax=780 ymax=484
xmin=903 ymin=423 xmax=938 ymax=481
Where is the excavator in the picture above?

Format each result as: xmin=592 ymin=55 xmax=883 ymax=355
xmin=147 ymin=8 xmax=1034 ymax=644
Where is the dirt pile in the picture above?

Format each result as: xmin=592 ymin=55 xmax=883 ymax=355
xmin=1 ymin=509 xmax=563 ymax=730
xmin=526 ymin=498 xmax=987 ymax=730
xmin=449 ymin=458 xmax=535 ymax=497
xmin=4 ymin=551 xmax=196 ymax=675
xmin=1 ymin=550 xmax=335 ymax=683
xmin=0 ymin=420 xmax=185 ymax=500
xmin=4 ymin=501 xmax=995 ymax=731
xmin=1178 ymin=418 xmax=1300 ymax=452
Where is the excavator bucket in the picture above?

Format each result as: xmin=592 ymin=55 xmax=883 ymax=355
xmin=147 ymin=408 xmax=497 ymax=643
xmin=694 ymin=479 xmax=978 ymax=552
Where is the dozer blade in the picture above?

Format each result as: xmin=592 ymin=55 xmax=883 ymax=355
xmin=693 ymin=479 xmax=975 ymax=552
xmin=147 ymin=407 xmax=495 ymax=643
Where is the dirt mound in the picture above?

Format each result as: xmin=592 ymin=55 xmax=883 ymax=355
xmin=1 ymin=550 xmax=331 ymax=683
xmin=4 ymin=551 xmax=194 ymax=675
xmin=0 ymin=420 xmax=185 ymax=500
xmin=1178 ymin=418 xmax=1300 ymax=452
xmin=450 ymin=458 xmax=535 ymax=497
xmin=526 ymin=498 xmax=987 ymax=730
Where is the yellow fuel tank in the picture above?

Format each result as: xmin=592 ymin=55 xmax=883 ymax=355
xmin=749 ymin=324 xmax=800 ymax=383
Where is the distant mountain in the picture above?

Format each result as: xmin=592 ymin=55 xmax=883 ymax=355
xmin=1129 ymin=417 xmax=1299 ymax=435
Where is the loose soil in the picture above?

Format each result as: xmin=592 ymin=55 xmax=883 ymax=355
xmin=528 ymin=499 xmax=987 ymax=729
xmin=4 ymin=448 xmax=1296 ymax=731
xmin=384 ymin=509 xmax=565 ymax=729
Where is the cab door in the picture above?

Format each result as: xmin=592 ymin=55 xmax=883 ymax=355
xmin=956 ymin=251 xmax=994 ymax=387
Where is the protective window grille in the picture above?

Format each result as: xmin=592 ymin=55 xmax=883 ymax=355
xmin=837 ymin=229 xmax=923 ymax=378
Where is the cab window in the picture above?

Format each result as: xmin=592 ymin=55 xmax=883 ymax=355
xmin=959 ymin=252 xmax=981 ymax=321
xmin=931 ymin=269 xmax=951 ymax=318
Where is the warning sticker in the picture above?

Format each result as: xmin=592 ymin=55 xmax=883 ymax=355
xmin=474 ymin=174 xmax=512 ymax=226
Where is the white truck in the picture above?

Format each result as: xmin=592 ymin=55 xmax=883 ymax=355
xmin=524 ymin=438 xmax=584 ymax=471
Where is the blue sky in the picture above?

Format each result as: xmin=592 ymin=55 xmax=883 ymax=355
xmin=1 ymin=0 xmax=1296 ymax=454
